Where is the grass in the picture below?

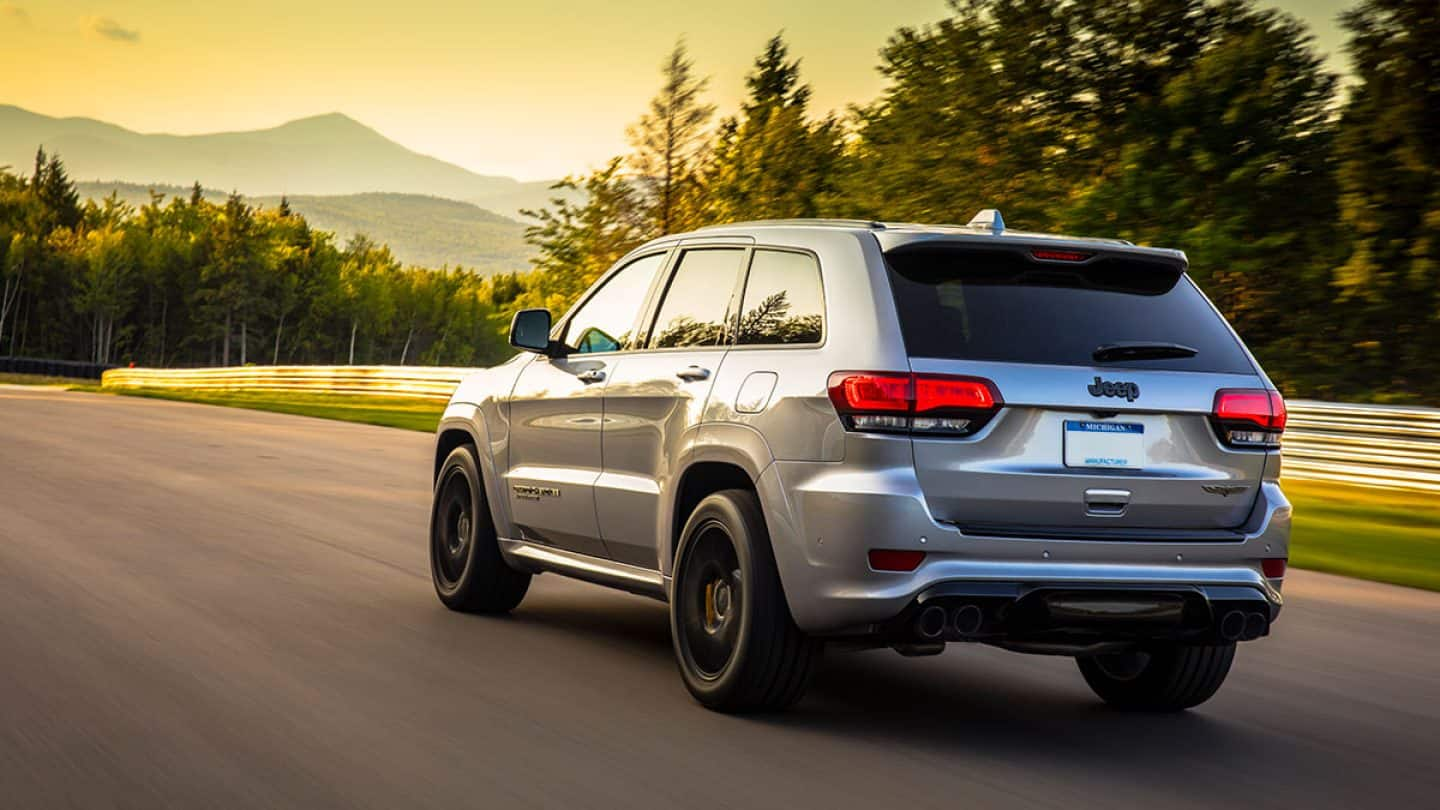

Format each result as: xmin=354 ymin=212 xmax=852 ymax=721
xmin=103 ymin=386 xmax=444 ymax=432
xmin=1285 ymin=481 xmax=1440 ymax=592
xmin=62 ymin=384 xmax=1440 ymax=593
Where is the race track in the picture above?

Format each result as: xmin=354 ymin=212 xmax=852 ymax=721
xmin=2 ymin=386 xmax=1437 ymax=809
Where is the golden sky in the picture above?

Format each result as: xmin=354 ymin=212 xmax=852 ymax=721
xmin=0 ymin=0 xmax=1353 ymax=180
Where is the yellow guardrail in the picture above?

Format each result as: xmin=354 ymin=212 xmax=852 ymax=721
xmin=101 ymin=365 xmax=1440 ymax=493
xmin=103 ymin=364 xmax=472 ymax=400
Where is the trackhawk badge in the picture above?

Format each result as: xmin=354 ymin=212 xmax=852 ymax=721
xmin=1201 ymin=484 xmax=1248 ymax=497
xmin=512 ymin=484 xmax=560 ymax=500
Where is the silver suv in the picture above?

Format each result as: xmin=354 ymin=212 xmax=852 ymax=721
xmin=429 ymin=212 xmax=1290 ymax=713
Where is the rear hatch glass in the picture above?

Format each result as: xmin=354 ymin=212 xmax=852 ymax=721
xmin=884 ymin=244 xmax=1254 ymax=374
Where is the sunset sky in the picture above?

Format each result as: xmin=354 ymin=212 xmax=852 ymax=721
xmin=1 ymin=0 xmax=1354 ymax=180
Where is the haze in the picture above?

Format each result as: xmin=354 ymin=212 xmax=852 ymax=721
xmin=0 ymin=0 xmax=1352 ymax=181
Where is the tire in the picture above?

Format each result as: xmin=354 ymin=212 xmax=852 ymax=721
xmin=670 ymin=489 xmax=820 ymax=713
xmin=1077 ymin=642 xmax=1236 ymax=712
xmin=429 ymin=445 xmax=530 ymax=613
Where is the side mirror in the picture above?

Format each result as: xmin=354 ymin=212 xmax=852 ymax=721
xmin=509 ymin=308 xmax=554 ymax=354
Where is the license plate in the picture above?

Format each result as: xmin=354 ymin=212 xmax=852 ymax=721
xmin=1064 ymin=420 xmax=1144 ymax=469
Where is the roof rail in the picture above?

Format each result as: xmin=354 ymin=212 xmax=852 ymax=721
xmin=694 ymin=218 xmax=887 ymax=231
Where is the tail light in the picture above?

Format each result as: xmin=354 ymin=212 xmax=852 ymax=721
xmin=1262 ymin=558 xmax=1287 ymax=579
xmin=1212 ymin=389 xmax=1286 ymax=448
xmin=828 ymin=372 xmax=1002 ymax=437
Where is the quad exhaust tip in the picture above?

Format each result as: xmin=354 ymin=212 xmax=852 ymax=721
xmin=952 ymin=604 xmax=985 ymax=637
xmin=1221 ymin=610 xmax=1270 ymax=642
xmin=915 ymin=605 xmax=948 ymax=640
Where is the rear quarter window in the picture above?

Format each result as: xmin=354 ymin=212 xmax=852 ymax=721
xmin=883 ymin=245 xmax=1255 ymax=374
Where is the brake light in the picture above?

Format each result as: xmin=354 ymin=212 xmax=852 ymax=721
xmin=1212 ymin=389 xmax=1286 ymax=448
xmin=828 ymin=372 xmax=1002 ymax=436
xmin=1032 ymin=249 xmax=1092 ymax=262
xmin=868 ymin=549 xmax=926 ymax=572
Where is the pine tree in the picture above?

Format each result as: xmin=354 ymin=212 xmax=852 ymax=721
xmin=705 ymin=33 xmax=841 ymax=223
xmin=627 ymin=40 xmax=715 ymax=234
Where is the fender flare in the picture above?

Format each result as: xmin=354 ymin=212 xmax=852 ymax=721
xmin=435 ymin=401 xmax=514 ymax=538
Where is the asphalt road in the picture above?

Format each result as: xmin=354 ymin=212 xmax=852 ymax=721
xmin=2 ymin=385 xmax=1438 ymax=809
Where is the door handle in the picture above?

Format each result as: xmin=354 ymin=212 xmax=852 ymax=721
xmin=577 ymin=369 xmax=606 ymax=384
xmin=676 ymin=366 xmax=711 ymax=382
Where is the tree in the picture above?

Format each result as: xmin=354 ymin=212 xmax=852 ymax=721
xmin=517 ymin=158 xmax=649 ymax=313
xmin=705 ymin=34 xmax=842 ymax=222
xmin=835 ymin=0 xmax=1088 ymax=226
xmin=338 ymin=235 xmax=399 ymax=364
xmin=627 ymin=39 xmax=715 ymax=234
xmin=73 ymin=217 xmax=135 ymax=364
xmin=30 ymin=148 xmax=82 ymax=232
xmin=1333 ymin=0 xmax=1440 ymax=395
xmin=196 ymin=193 xmax=265 ymax=365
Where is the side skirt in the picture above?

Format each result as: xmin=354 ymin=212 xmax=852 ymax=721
xmin=500 ymin=539 xmax=668 ymax=602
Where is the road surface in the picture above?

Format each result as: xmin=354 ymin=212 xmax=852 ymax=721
xmin=1 ymin=386 xmax=1437 ymax=808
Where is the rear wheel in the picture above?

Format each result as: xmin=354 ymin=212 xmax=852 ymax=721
xmin=670 ymin=489 xmax=820 ymax=713
xmin=1077 ymin=642 xmax=1236 ymax=711
xmin=430 ymin=445 xmax=530 ymax=613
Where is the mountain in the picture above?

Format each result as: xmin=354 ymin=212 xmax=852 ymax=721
xmin=78 ymin=182 xmax=534 ymax=275
xmin=1 ymin=104 xmax=573 ymax=216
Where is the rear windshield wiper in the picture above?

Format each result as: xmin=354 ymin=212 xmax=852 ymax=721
xmin=1092 ymin=342 xmax=1198 ymax=363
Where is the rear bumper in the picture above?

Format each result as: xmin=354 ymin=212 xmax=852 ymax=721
xmin=756 ymin=453 xmax=1290 ymax=635
xmin=886 ymin=581 xmax=1276 ymax=651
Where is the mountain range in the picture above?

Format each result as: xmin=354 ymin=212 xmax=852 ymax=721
xmin=0 ymin=104 xmax=585 ymax=271
xmin=0 ymin=104 xmax=564 ymax=210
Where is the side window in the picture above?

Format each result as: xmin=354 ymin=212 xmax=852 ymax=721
xmin=736 ymin=250 xmax=824 ymax=345
xmin=648 ymin=248 xmax=746 ymax=349
xmin=563 ymin=253 xmax=666 ymax=353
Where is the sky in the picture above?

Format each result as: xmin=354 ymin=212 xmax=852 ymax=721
xmin=0 ymin=0 xmax=1356 ymax=181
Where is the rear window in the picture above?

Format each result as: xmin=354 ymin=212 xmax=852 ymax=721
xmin=884 ymin=245 xmax=1255 ymax=374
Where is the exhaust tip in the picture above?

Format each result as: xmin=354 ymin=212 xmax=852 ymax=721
xmin=1220 ymin=610 xmax=1246 ymax=641
xmin=915 ymin=605 xmax=947 ymax=640
xmin=1243 ymin=612 xmax=1268 ymax=640
xmin=952 ymin=604 xmax=984 ymax=637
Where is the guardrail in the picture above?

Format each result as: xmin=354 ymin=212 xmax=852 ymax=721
xmin=100 ymin=365 xmax=1440 ymax=493
xmin=102 ymin=364 xmax=471 ymax=400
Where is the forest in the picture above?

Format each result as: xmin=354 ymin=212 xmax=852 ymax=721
xmin=1 ymin=0 xmax=1436 ymax=402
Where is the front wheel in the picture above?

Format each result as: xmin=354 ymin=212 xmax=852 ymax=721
xmin=1077 ymin=642 xmax=1236 ymax=712
xmin=430 ymin=445 xmax=530 ymax=613
xmin=670 ymin=489 xmax=820 ymax=713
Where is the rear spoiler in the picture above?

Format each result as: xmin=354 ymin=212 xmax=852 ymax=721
xmin=876 ymin=232 xmax=1189 ymax=273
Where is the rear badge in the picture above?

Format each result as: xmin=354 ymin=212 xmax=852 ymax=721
xmin=1201 ymin=484 xmax=1248 ymax=497
xmin=1088 ymin=377 xmax=1140 ymax=402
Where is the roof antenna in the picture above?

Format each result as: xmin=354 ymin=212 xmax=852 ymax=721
xmin=967 ymin=209 xmax=1005 ymax=235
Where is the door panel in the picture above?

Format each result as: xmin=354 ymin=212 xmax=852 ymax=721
xmin=502 ymin=250 xmax=672 ymax=558
xmin=505 ymin=355 xmax=610 ymax=557
xmin=597 ymin=350 xmax=726 ymax=567
xmin=595 ymin=246 xmax=748 ymax=569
